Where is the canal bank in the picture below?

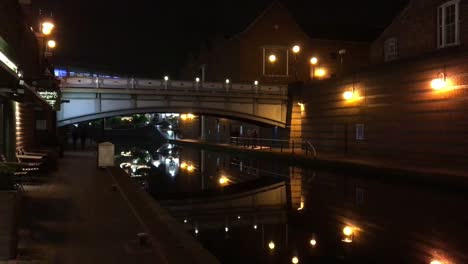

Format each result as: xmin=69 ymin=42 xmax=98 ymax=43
xmin=171 ymin=139 xmax=468 ymax=189
xmin=18 ymin=151 xmax=218 ymax=263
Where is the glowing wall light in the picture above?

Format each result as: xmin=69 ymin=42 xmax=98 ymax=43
xmin=343 ymin=91 xmax=354 ymax=100
xmin=297 ymin=102 xmax=305 ymax=112
xmin=219 ymin=176 xmax=229 ymax=186
xmin=342 ymin=225 xmax=354 ymax=243
xmin=343 ymin=226 xmax=353 ymax=236
xmin=314 ymin=68 xmax=327 ymax=78
xmin=431 ymin=73 xmax=447 ymax=91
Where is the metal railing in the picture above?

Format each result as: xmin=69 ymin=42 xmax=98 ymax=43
xmin=229 ymin=137 xmax=317 ymax=158
xmin=58 ymin=76 xmax=288 ymax=96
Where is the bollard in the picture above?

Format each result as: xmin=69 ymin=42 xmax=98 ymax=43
xmin=137 ymin=232 xmax=151 ymax=247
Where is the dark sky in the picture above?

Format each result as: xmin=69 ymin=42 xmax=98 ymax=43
xmin=33 ymin=0 xmax=408 ymax=78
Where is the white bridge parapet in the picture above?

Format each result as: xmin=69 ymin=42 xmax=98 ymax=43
xmin=58 ymin=77 xmax=289 ymax=127
xmin=60 ymin=76 xmax=287 ymax=95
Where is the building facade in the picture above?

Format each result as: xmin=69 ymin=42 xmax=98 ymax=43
xmin=181 ymin=1 xmax=370 ymax=85
xmin=292 ymin=0 xmax=468 ymax=166
xmin=0 ymin=0 xmax=57 ymax=160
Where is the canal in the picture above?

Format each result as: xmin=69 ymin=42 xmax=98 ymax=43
xmin=116 ymin=142 xmax=468 ymax=264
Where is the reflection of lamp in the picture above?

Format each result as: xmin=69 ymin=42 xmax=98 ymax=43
xmin=219 ymin=176 xmax=229 ymax=186
xmin=291 ymin=256 xmax=299 ymax=264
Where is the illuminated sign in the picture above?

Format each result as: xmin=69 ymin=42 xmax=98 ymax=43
xmin=0 ymin=50 xmax=18 ymax=74
xmin=38 ymin=91 xmax=60 ymax=110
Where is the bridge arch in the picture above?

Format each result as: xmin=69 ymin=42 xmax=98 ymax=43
xmin=57 ymin=77 xmax=290 ymax=127
xmin=58 ymin=106 xmax=287 ymax=127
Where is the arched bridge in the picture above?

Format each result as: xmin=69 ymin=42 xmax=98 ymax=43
xmin=57 ymin=77 xmax=289 ymax=127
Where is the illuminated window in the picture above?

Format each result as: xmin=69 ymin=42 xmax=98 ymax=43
xmin=384 ymin=38 xmax=398 ymax=62
xmin=438 ymin=0 xmax=460 ymax=48
xmin=262 ymin=46 xmax=288 ymax=77
xmin=356 ymin=124 xmax=365 ymax=140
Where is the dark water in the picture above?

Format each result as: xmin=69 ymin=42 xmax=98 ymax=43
xmin=116 ymin=143 xmax=468 ymax=264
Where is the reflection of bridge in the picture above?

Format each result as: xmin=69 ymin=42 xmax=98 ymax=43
xmin=57 ymin=77 xmax=289 ymax=127
xmin=160 ymin=182 xmax=288 ymax=229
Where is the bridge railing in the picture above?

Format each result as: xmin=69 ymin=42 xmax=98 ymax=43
xmin=229 ymin=137 xmax=317 ymax=157
xmin=58 ymin=76 xmax=288 ymax=96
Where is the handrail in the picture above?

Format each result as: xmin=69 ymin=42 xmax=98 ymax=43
xmin=304 ymin=140 xmax=317 ymax=159
xmin=228 ymin=137 xmax=317 ymax=158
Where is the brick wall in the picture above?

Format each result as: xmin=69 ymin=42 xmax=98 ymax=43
xmin=183 ymin=2 xmax=370 ymax=85
xmin=294 ymin=49 xmax=468 ymax=166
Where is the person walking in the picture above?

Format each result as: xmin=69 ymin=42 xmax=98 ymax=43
xmin=79 ymin=123 xmax=88 ymax=150
xmin=71 ymin=124 xmax=79 ymax=150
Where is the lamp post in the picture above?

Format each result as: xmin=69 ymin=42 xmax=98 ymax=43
xmin=291 ymin=45 xmax=300 ymax=80
xmin=37 ymin=19 xmax=57 ymax=76
xmin=310 ymin=57 xmax=318 ymax=80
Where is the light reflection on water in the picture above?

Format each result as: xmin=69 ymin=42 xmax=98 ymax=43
xmin=116 ymin=144 xmax=468 ymax=264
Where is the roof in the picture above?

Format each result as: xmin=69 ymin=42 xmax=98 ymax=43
xmin=226 ymin=0 xmax=410 ymax=42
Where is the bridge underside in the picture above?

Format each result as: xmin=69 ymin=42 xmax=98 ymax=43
xmin=58 ymin=88 xmax=289 ymax=127
xmin=58 ymin=106 xmax=287 ymax=127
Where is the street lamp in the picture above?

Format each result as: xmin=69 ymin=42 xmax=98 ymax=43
xmin=291 ymin=45 xmax=301 ymax=80
xmin=292 ymin=45 xmax=301 ymax=54
xmin=310 ymin=57 xmax=318 ymax=80
xmin=41 ymin=21 xmax=55 ymax=35
xmin=310 ymin=57 xmax=318 ymax=65
xmin=47 ymin=40 xmax=56 ymax=49
xmin=268 ymin=54 xmax=277 ymax=63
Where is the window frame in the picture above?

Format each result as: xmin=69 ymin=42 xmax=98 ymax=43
xmin=355 ymin=124 xmax=365 ymax=140
xmin=437 ymin=0 xmax=460 ymax=48
xmin=384 ymin=37 xmax=398 ymax=62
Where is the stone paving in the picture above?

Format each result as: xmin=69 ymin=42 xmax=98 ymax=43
xmin=16 ymin=151 xmax=218 ymax=264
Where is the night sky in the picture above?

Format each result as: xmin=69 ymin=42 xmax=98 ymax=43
xmin=33 ymin=0 xmax=408 ymax=78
